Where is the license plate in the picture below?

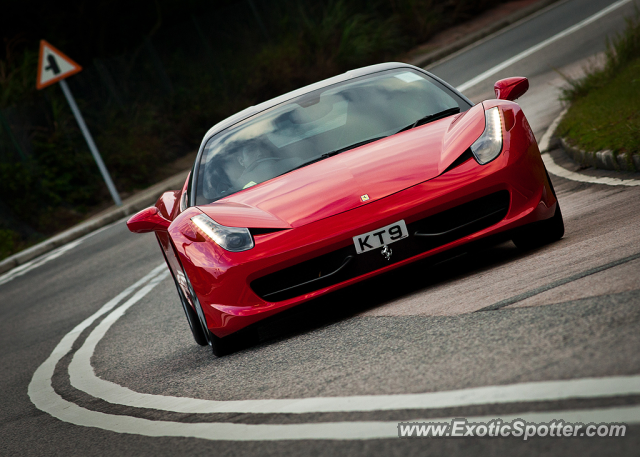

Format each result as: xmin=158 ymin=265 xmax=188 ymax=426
xmin=353 ymin=220 xmax=408 ymax=254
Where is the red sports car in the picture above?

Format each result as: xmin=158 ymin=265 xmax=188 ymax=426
xmin=128 ymin=63 xmax=563 ymax=356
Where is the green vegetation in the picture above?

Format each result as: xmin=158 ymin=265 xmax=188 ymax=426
xmin=0 ymin=0 xmax=506 ymax=260
xmin=557 ymin=10 xmax=640 ymax=166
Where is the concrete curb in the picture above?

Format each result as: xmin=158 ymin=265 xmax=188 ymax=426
xmin=540 ymin=107 xmax=639 ymax=173
xmin=539 ymin=109 xmax=640 ymax=187
xmin=411 ymin=0 xmax=563 ymax=68
xmin=538 ymin=108 xmax=568 ymax=153
xmin=558 ymin=138 xmax=640 ymax=172
xmin=0 ymin=172 xmax=188 ymax=275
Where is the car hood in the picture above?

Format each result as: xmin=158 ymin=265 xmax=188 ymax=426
xmin=198 ymin=103 xmax=486 ymax=228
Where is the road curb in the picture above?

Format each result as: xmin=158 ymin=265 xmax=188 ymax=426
xmin=0 ymin=172 xmax=188 ymax=275
xmin=539 ymin=107 xmax=640 ymax=173
xmin=411 ymin=0 xmax=564 ymax=68
xmin=538 ymin=108 xmax=568 ymax=153
xmin=540 ymin=109 xmax=640 ymax=186
xmin=558 ymin=138 xmax=640 ymax=172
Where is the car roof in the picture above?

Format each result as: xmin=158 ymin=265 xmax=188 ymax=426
xmin=200 ymin=62 xmax=436 ymax=145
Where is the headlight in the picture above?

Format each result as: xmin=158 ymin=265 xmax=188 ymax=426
xmin=470 ymin=107 xmax=503 ymax=165
xmin=190 ymin=214 xmax=254 ymax=252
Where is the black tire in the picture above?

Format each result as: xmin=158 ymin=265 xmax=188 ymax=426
xmin=172 ymin=275 xmax=209 ymax=346
xmin=512 ymin=202 xmax=564 ymax=250
xmin=158 ymin=240 xmax=209 ymax=347
xmin=179 ymin=266 xmax=259 ymax=356
xmin=182 ymin=269 xmax=215 ymax=350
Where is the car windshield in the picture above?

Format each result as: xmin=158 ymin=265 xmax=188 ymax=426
xmin=194 ymin=68 xmax=470 ymax=205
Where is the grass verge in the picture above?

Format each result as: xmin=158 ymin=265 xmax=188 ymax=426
xmin=556 ymin=10 xmax=640 ymax=167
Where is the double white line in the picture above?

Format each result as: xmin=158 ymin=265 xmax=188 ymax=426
xmin=29 ymin=264 xmax=640 ymax=441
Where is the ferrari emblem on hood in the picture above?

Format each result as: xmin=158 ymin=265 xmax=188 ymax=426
xmin=361 ymin=194 xmax=370 ymax=202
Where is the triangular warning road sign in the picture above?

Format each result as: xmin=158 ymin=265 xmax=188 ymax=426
xmin=36 ymin=40 xmax=82 ymax=90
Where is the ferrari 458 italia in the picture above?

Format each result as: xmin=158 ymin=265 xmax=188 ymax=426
xmin=127 ymin=62 xmax=564 ymax=355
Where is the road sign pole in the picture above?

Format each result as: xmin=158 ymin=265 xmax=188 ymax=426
xmin=58 ymin=79 xmax=122 ymax=206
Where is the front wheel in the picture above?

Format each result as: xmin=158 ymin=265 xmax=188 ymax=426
xmin=180 ymin=268 xmax=259 ymax=356
xmin=172 ymin=275 xmax=209 ymax=346
xmin=512 ymin=203 xmax=564 ymax=250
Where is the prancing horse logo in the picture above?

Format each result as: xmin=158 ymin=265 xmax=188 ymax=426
xmin=360 ymin=194 xmax=370 ymax=202
xmin=381 ymin=245 xmax=392 ymax=261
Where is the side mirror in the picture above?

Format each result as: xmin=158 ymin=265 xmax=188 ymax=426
xmin=494 ymin=77 xmax=529 ymax=101
xmin=127 ymin=206 xmax=171 ymax=233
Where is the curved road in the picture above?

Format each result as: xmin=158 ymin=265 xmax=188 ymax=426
xmin=2 ymin=0 xmax=639 ymax=455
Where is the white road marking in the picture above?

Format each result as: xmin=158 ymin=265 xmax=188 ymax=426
xmin=22 ymin=390 xmax=640 ymax=441
xmin=70 ymin=289 xmax=640 ymax=413
xmin=0 ymin=240 xmax=83 ymax=286
xmin=0 ymin=216 xmax=127 ymax=286
xmin=425 ymin=0 xmax=574 ymax=71
xmin=455 ymin=0 xmax=633 ymax=92
xmin=28 ymin=266 xmax=165 ymax=408
xmin=543 ymin=153 xmax=640 ymax=186
xmin=30 ymin=264 xmax=640 ymax=440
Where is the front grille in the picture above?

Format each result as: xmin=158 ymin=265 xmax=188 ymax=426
xmin=251 ymin=190 xmax=510 ymax=301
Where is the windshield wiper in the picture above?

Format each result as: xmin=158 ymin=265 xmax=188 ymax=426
xmin=285 ymin=136 xmax=388 ymax=173
xmin=396 ymin=107 xmax=461 ymax=134
xmin=324 ymin=136 xmax=388 ymax=157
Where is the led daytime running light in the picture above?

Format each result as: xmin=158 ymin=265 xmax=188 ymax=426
xmin=471 ymin=107 xmax=503 ymax=165
xmin=191 ymin=214 xmax=254 ymax=252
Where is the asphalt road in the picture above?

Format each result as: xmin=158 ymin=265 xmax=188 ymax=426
xmin=2 ymin=0 xmax=639 ymax=455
